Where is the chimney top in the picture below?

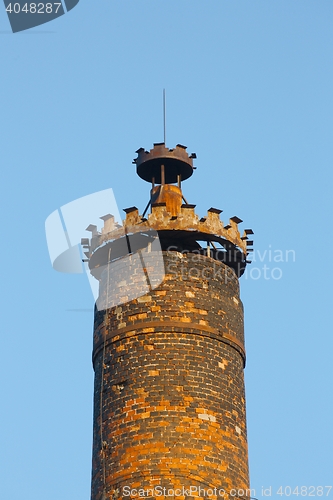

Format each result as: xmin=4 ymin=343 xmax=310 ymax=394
xmin=133 ymin=142 xmax=196 ymax=184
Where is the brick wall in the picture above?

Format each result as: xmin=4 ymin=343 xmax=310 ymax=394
xmin=91 ymin=251 xmax=249 ymax=500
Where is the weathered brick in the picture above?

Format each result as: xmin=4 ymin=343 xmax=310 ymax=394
xmin=91 ymin=252 xmax=249 ymax=500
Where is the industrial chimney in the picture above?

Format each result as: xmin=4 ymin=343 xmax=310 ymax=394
xmin=83 ymin=143 xmax=253 ymax=500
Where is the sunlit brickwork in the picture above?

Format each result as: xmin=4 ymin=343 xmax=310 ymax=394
xmin=90 ymin=252 xmax=249 ymax=500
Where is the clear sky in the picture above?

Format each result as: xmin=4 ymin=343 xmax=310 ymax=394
xmin=1 ymin=2 xmax=333 ymax=500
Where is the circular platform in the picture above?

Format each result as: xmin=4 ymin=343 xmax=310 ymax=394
xmin=134 ymin=143 xmax=196 ymax=184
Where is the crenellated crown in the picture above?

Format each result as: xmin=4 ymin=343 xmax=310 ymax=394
xmin=82 ymin=143 xmax=253 ymax=278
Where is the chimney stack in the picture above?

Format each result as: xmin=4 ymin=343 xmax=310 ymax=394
xmin=84 ymin=143 xmax=253 ymax=500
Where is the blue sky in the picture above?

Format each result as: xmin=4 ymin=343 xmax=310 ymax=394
xmin=1 ymin=2 xmax=333 ymax=500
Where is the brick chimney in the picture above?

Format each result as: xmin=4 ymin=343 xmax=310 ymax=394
xmin=83 ymin=143 xmax=253 ymax=500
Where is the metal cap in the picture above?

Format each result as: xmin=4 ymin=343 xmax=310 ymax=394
xmin=133 ymin=143 xmax=196 ymax=184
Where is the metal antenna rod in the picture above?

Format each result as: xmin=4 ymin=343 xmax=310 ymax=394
xmin=163 ymin=88 xmax=166 ymax=144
